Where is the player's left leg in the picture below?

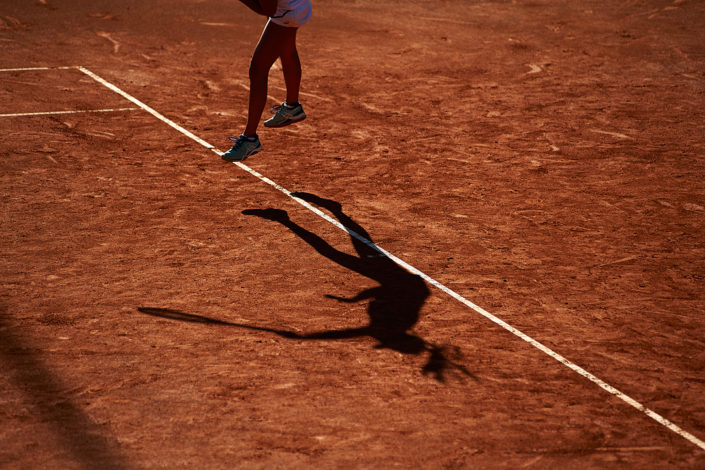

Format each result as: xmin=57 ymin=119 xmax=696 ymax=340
xmin=280 ymin=27 xmax=301 ymax=105
xmin=263 ymin=24 xmax=307 ymax=128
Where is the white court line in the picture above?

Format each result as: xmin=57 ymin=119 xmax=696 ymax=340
xmin=78 ymin=67 xmax=215 ymax=150
xmin=76 ymin=66 xmax=705 ymax=452
xmin=0 ymin=66 xmax=77 ymax=72
xmin=0 ymin=107 xmax=137 ymax=118
xmin=233 ymin=81 xmax=280 ymax=106
xmin=231 ymin=78 xmax=331 ymax=103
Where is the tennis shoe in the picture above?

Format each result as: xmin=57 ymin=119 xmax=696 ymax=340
xmin=221 ymin=134 xmax=262 ymax=162
xmin=264 ymin=102 xmax=306 ymax=128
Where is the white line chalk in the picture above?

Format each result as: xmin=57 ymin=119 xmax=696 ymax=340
xmin=0 ymin=66 xmax=77 ymax=72
xmin=590 ymin=128 xmax=634 ymax=140
xmin=0 ymin=107 xmax=137 ymax=118
xmin=78 ymin=66 xmax=215 ymax=150
xmin=527 ymin=63 xmax=543 ymax=74
xmin=77 ymin=66 xmax=705 ymax=453
xmin=231 ymin=78 xmax=331 ymax=103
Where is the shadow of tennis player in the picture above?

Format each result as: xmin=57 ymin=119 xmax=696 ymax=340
xmin=240 ymin=192 xmax=472 ymax=382
xmin=138 ymin=193 xmax=472 ymax=382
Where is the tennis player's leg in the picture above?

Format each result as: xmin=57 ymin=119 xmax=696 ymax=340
xmin=245 ymin=20 xmax=297 ymax=136
xmin=279 ymin=27 xmax=301 ymax=105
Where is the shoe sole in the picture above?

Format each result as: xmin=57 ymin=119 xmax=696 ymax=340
xmin=264 ymin=113 xmax=306 ymax=128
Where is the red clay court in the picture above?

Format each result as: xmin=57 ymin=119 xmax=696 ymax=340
xmin=1 ymin=0 xmax=705 ymax=468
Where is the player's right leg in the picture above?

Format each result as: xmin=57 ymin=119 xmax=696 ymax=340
xmin=243 ymin=19 xmax=286 ymax=136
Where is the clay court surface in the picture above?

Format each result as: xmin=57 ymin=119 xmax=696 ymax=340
xmin=2 ymin=0 xmax=705 ymax=468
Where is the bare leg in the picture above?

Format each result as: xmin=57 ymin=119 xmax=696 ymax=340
xmin=245 ymin=20 xmax=298 ymax=136
xmin=279 ymin=28 xmax=301 ymax=104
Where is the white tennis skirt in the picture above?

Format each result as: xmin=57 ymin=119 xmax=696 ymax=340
xmin=270 ymin=1 xmax=312 ymax=28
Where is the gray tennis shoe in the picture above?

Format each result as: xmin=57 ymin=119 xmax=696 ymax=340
xmin=264 ymin=102 xmax=306 ymax=128
xmin=221 ymin=134 xmax=262 ymax=162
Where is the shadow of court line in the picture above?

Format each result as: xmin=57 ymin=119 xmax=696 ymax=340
xmin=0 ymin=307 xmax=131 ymax=470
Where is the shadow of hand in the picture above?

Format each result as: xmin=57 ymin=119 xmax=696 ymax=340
xmin=324 ymin=294 xmax=356 ymax=303
xmin=423 ymin=344 xmax=477 ymax=383
xmin=242 ymin=208 xmax=290 ymax=222
xmin=272 ymin=329 xmax=301 ymax=339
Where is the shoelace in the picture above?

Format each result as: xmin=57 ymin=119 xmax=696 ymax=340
xmin=228 ymin=135 xmax=249 ymax=149
xmin=269 ymin=103 xmax=298 ymax=114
